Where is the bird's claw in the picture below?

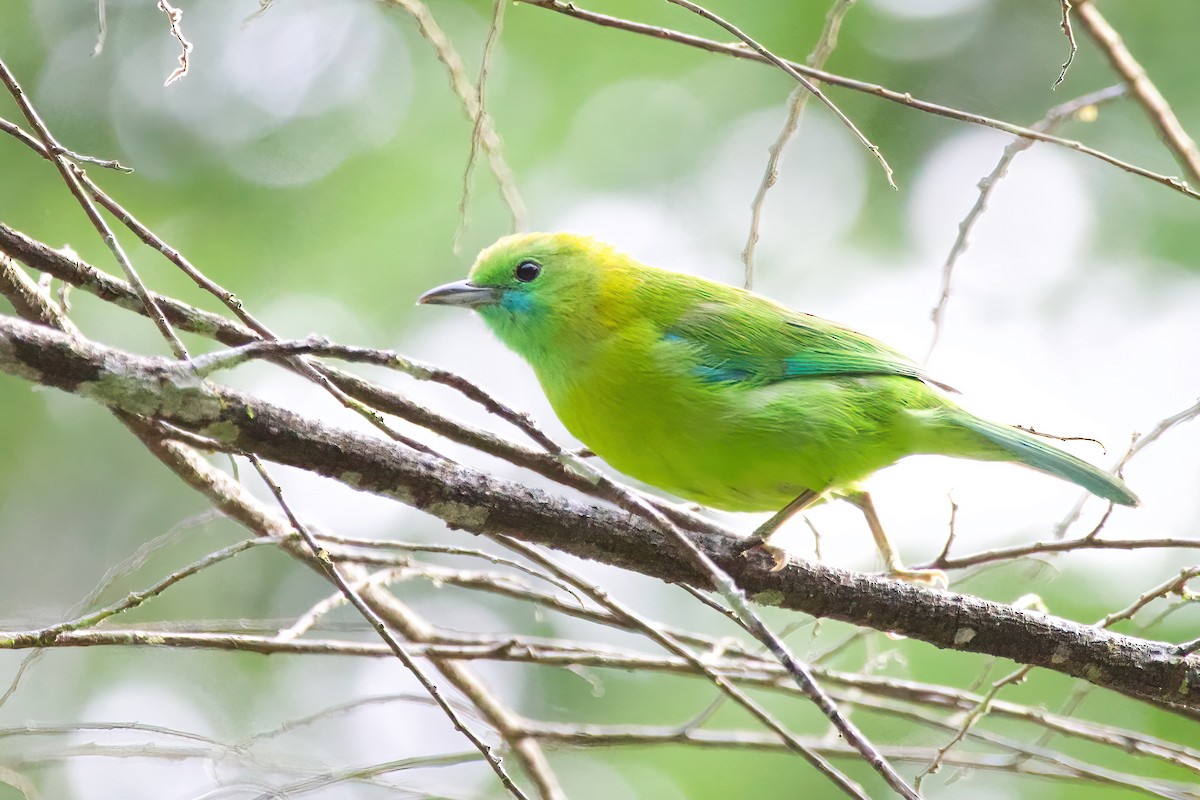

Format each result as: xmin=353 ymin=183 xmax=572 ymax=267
xmin=886 ymin=567 xmax=949 ymax=589
xmin=739 ymin=540 xmax=790 ymax=572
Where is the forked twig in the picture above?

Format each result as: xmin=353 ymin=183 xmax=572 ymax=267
xmin=381 ymin=0 xmax=528 ymax=231
xmin=457 ymin=0 xmax=509 ymax=245
xmin=925 ymin=84 xmax=1125 ymax=360
xmin=246 ymin=454 xmax=534 ymax=800
xmin=0 ymin=58 xmax=189 ymax=358
xmin=665 ymin=0 xmax=895 ymax=190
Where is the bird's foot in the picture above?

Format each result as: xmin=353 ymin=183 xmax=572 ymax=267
xmin=739 ymin=540 xmax=791 ymax=572
xmin=1011 ymin=593 xmax=1048 ymax=612
xmin=885 ymin=567 xmax=949 ymax=589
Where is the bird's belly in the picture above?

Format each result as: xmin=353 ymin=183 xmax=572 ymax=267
xmin=547 ymin=369 xmax=913 ymax=512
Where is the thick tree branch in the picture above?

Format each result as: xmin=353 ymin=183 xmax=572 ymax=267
xmin=0 ymin=314 xmax=1195 ymax=711
xmin=0 ymin=222 xmax=709 ymax=530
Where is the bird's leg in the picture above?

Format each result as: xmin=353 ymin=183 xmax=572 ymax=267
xmin=741 ymin=488 xmax=822 ymax=571
xmin=844 ymin=491 xmax=948 ymax=588
xmin=750 ymin=489 xmax=822 ymax=540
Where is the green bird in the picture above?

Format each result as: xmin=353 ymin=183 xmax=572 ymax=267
xmin=419 ymin=232 xmax=1138 ymax=583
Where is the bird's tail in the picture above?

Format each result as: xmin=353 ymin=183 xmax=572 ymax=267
xmin=929 ymin=408 xmax=1139 ymax=506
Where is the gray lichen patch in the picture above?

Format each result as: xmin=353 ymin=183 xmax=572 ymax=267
xmin=155 ymin=375 xmax=219 ymax=419
xmin=199 ymin=420 xmax=240 ymax=443
xmin=428 ymin=500 xmax=489 ymax=529
xmin=338 ymin=471 xmax=364 ymax=490
xmin=184 ymin=316 xmax=223 ymax=338
xmin=79 ymin=373 xmax=164 ymax=417
xmin=751 ymin=590 xmax=785 ymax=607
xmin=379 ymin=485 xmax=416 ymax=506
xmin=79 ymin=367 xmax=224 ymax=422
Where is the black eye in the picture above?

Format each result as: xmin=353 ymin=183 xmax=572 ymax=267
xmin=515 ymin=260 xmax=541 ymax=282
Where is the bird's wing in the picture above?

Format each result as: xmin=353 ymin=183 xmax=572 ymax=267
xmin=662 ymin=299 xmax=954 ymax=391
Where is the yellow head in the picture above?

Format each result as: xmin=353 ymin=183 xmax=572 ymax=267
xmin=418 ymin=232 xmax=631 ymax=362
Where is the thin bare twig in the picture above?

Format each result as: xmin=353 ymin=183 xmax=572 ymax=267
xmin=526 ymin=722 xmax=1200 ymax=798
xmin=1118 ymin=397 xmax=1200 ymax=470
xmin=52 ymin=540 xmax=264 ymax=640
xmin=1055 ymin=396 xmax=1200 ymax=538
xmin=157 ymin=0 xmax=193 ymax=86
xmin=927 ymin=535 xmax=1200 ymax=572
xmin=275 ymin=567 xmax=406 ymax=642
xmin=357 ymin=579 xmax=566 ymax=799
xmin=457 ymin=0 xmax=508 ymax=247
xmin=380 ymin=0 xmax=528 ymax=231
xmin=1053 ymin=0 xmax=1077 ymax=89
xmin=1099 ymin=567 xmax=1200 ymax=630
xmin=0 ymin=58 xmax=189 ymax=357
xmin=743 ymin=0 xmax=856 ymax=289
xmin=240 ymin=692 xmax=487 ymax=746
xmin=490 ymin=536 xmax=871 ymax=799
xmin=245 ymin=455 xmax=533 ymax=800
xmin=916 ymin=666 xmax=1027 ymax=788
xmin=320 ymin=534 xmax=589 ymax=605
xmin=52 ymin=144 xmax=131 ymax=172
xmin=249 ymin=751 xmax=483 ymax=798
xmin=924 ymin=84 xmax=1125 ymax=361
xmin=931 ymin=496 xmax=959 ymax=566
xmin=93 ymin=0 xmax=107 ymax=57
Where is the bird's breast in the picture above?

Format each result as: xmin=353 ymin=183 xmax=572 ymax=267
xmin=529 ymin=330 xmax=923 ymax=511
xmin=532 ymin=330 xmax=790 ymax=510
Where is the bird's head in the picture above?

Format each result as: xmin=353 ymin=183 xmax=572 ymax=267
xmin=418 ymin=232 xmax=620 ymax=359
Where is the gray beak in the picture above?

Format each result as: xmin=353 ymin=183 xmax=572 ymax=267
xmin=417 ymin=280 xmax=501 ymax=309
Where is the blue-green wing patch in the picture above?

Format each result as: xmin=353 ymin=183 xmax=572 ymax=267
xmin=663 ymin=301 xmax=955 ymax=392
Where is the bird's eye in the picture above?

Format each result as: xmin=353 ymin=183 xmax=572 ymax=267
xmin=515 ymin=260 xmax=541 ymax=282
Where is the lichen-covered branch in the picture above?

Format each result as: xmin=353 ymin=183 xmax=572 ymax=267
xmin=0 ymin=313 xmax=1195 ymax=711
